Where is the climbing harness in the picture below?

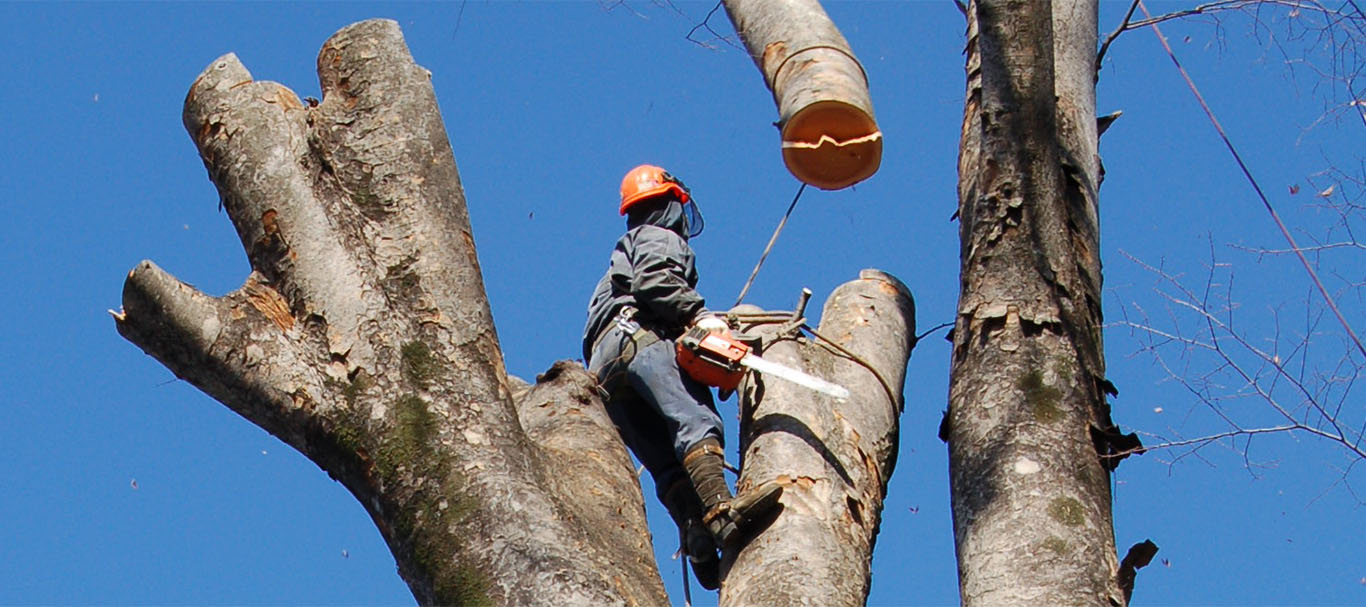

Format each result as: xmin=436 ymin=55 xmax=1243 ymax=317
xmin=591 ymin=306 xmax=660 ymax=363
xmin=589 ymin=306 xmax=666 ymax=400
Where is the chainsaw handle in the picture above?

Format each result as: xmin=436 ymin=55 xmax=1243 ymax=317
xmin=679 ymin=325 xmax=712 ymax=350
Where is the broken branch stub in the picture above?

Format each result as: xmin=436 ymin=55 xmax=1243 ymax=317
xmin=724 ymin=0 xmax=882 ymax=190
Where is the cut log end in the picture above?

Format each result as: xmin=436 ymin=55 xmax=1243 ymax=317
xmin=780 ymin=100 xmax=882 ymax=190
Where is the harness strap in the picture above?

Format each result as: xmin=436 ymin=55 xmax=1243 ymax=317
xmin=593 ymin=305 xmax=661 ymax=359
xmin=591 ymin=306 xmax=666 ymax=400
xmin=629 ymin=323 xmax=661 ymax=351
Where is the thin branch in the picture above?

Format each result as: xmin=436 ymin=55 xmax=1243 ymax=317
xmin=1113 ymin=238 xmax=1366 ymax=470
xmin=917 ymin=321 xmax=954 ymax=343
xmin=686 ymin=1 xmax=742 ymax=51
xmin=1231 ymin=241 xmax=1366 ymax=256
xmin=1348 ymin=77 xmax=1366 ymax=128
xmin=598 ymin=0 xmax=650 ymax=20
xmin=1097 ymin=0 xmax=1142 ymax=75
xmin=1114 ymin=423 xmax=1366 ymax=461
xmin=1124 ymin=0 xmax=1323 ymax=32
xmin=1124 ymin=251 xmax=1351 ymax=439
xmin=1346 ymin=0 xmax=1366 ymax=34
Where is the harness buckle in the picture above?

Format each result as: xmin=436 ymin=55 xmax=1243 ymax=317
xmin=615 ymin=306 xmax=641 ymax=334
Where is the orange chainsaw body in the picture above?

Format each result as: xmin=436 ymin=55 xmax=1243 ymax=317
xmin=676 ymin=327 xmax=749 ymax=391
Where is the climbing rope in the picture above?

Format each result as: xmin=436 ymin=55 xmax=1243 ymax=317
xmin=733 ymin=182 xmax=807 ymax=307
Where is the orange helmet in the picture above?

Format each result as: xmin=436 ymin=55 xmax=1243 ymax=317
xmin=619 ymin=164 xmax=691 ymax=215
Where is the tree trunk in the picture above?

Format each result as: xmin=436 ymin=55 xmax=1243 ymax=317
xmin=947 ymin=1 xmax=1124 ymax=605
xmin=721 ymin=271 xmax=915 ymax=607
xmin=723 ymin=0 xmax=882 ymax=190
xmin=114 ymin=18 xmax=916 ymax=607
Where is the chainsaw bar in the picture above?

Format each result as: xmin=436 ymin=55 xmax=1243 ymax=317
xmin=740 ymin=353 xmax=850 ymax=401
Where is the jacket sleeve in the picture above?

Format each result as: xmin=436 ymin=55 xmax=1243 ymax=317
xmin=628 ymin=226 xmax=708 ymax=328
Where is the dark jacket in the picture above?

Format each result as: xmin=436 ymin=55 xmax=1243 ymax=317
xmin=583 ymin=199 xmax=709 ymax=362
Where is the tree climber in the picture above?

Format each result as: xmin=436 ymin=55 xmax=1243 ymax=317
xmin=583 ymin=164 xmax=783 ymax=590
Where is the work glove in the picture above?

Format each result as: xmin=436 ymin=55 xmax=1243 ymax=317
xmin=692 ymin=314 xmax=729 ymax=334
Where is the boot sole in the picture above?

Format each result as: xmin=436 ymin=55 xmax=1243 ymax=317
xmin=727 ymin=483 xmax=784 ymax=534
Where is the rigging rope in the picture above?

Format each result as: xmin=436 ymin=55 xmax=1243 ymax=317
xmin=733 ymin=182 xmax=808 ymax=308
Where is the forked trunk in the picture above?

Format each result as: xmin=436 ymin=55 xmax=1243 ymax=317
xmin=722 ymin=271 xmax=916 ymax=606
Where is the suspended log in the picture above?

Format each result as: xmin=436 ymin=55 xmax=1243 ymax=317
xmin=723 ymin=0 xmax=882 ymax=190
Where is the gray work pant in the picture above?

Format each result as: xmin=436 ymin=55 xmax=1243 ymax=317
xmin=589 ymin=326 xmax=724 ymax=501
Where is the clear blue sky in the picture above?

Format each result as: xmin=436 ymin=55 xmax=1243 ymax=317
xmin=2 ymin=1 xmax=1361 ymax=605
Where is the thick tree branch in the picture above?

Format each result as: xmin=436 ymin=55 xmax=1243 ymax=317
xmin=514 ymin=362 xmax=666 ymax=603
xmin=116 ymin=262 xmax=330 ymax=449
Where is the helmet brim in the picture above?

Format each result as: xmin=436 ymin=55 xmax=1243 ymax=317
xmin=620 ymin=183 xmax=690 ymax=215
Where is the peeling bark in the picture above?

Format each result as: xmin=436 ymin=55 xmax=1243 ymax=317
xmin=723 ymin=0 xmax=882 ymax=190
xmin=721 ymin=270 xmax=916 ymax=607
xmin=947 ymin=1 xmax=1125 ymax=606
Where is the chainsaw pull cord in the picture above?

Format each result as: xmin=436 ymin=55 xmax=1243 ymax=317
xmin=733 ymin=182 xmax=807 ymax=308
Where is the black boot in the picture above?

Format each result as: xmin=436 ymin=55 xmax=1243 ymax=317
xmin=683 ymin=438 xmax=783 ymax=547
xmin=661 ymin=480 xmax=720 ymax=590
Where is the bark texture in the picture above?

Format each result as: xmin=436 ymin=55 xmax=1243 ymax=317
xmin=720 ymin=270 xmax=916 ymax=607
xmin=115 ymin=20 xmax=664 ymax=606
xmin=948 ymin=1 xmax=1125 ymax=606
xmin=723 ymin=0 xmax=882 ymax=190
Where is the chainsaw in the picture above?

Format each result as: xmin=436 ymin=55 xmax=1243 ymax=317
xmin=676 ymin=326 xmax=850 ymax=400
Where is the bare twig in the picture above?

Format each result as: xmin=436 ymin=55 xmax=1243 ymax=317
xmin=1097 ymin=0 xmax=1142 ymax=75
xmin=1124 ymin=0 xmax=1322 ymax=32
xmin=1139 ymin=0 xmax=1366 ymax=361
xmin=917 ymin=321 xmax=954 ymax=342
xmin=1112 ymin=243 xmax=1366 ymax=492
xmin=598 ymin=0 xmax=649 ymax=20
xmin=1101 ymin=0 xmax=1365 ymax=141
xmin=1231 ymin=241 xmax=1366 ymax=256
xmin=686 ymin=1 xmax=742 ymax=51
